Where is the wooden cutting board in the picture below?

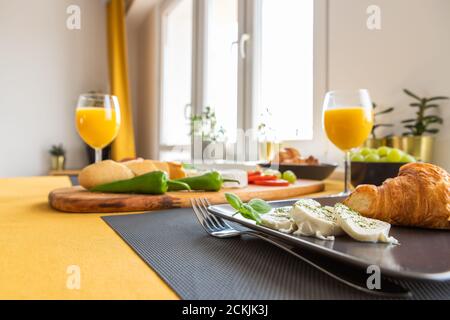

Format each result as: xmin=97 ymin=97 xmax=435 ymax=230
xmin=48 ymin=180 xmax=324 ymax=213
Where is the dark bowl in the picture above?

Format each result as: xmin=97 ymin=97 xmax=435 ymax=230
xmin=259 ymin=163 xmax=338 ymax=181
xmin=351 ymin=162 xmax=407 ymax=187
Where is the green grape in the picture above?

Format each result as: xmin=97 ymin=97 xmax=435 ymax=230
xmin=282 ymin=170 xmax=297 ymax=183
xmin=365 ymin=154 xmax=380 ymax=162
xmin=379 ymin=157 xmax=389 ymax=162
xmin=400 ymin=154 xmax=416 ymax=163
xmin=351 ymin=154 xmax=365 ymax=162
xmin=387 ymin=148 xmax=403 ymax=162
xmin=377 ymin=146 xmax=391 ymax=157
xmin=360 ymin=147 xmax=372 ymax=156
xmin=264 ymin=169 xmax=282 ymax=179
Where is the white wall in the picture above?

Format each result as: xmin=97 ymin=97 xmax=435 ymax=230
xmin=0 ymin=0 xmax=108 ymax=177
xmin=291 ymin=0 xmax=450 ymax=171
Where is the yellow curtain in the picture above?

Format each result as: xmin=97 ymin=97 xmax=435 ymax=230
xmin=107 ymin=0 xmax=136 ymax=161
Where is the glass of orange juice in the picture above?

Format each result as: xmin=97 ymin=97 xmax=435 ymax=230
xmin=323 ymin=90 xmax=373 ymax=195
xmin=76 ymin=94 xmax=121 ymax=163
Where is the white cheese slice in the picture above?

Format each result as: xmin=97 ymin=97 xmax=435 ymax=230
xmin=220 ymin=170 xmax=248 ymax=189
xmin=261 ymin=207 xmax=297 ymax=234
xmin=334 ymin=204 xmax=399 ymax=245
xmin=290 ymin=199 xmax=344 ymax=241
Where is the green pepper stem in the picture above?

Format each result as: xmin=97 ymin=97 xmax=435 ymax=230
xmin=223 ymin=179 xmax=240 ymax=184
xmin=168 ymin=180 xmax=192 ymax=192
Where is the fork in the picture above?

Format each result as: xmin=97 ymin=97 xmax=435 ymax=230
xmin=191 ymin=198 xmax=412 ymax=298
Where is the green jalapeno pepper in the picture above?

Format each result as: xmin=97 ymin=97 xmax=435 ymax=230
xmin=175 ymin=171 xmax=239 ymax=192
xmin=90 ymin=171 xmax=190 ymax=194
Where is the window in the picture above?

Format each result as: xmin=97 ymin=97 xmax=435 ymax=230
xmin=160 ymin=0 xmax=193 ymax=147
xmin=206 ymin=0 xmax=239 ymax=142
xmin=258 ymin=0 xmax=314 ymax=141
xmin=158 ymin=0 xmax=317 ymax=160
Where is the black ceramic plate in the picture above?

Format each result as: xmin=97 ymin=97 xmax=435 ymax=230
xmin=208 ymin=196 xmax=450 ymax=282
xmin=259 ymin=163 xmax=338 ymax=181
xmin=351 ymin=162 xmax=406 ymax=186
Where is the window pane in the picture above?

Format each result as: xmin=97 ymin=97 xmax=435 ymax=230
xmin=161 ymin=0 xmax=193 ymax=146
xmin=206 ymin=0 xmax=239 ymax=142
xmin=259 ymin=0 xmax=314 ymax=141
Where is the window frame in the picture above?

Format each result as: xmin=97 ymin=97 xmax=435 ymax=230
xmin=157 ymin=0 xmax=328 ymax=159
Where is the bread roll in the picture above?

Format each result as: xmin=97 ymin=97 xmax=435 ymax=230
xmin=123 ymin=159 xmax=158 ymax=176
xmin=150 ymin=161 xmax=171 ymax=175
xmin=78 ymin=160 xmax=134 ymax=190
xmin=167 ymin=162 xmax=187 ymax=180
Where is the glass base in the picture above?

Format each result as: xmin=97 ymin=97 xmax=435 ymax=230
xmin=337 ymin=191 xmax=351 ymax=197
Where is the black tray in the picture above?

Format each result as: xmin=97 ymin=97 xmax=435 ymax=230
xmin=259 ymin=163 xmax=337 ymax=180
xmin=208 ymin=196 xmax=450 ymax=282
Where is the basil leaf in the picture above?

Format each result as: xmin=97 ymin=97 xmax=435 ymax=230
xmin=241 ymin=204 xmax=262 ymax=224
xmin=248 ymin=199 xmax=272 ymax=214
xmin=225 ymin=193 xmax=243 ymax=211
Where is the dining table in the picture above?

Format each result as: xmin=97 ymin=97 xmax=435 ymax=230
xmin=0 ymin=175 xmax=345 ymax=300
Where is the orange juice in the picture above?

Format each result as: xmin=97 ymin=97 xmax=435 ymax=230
xmin=76 ymin=107 xmax=120 ymax=149
xmin=324 ymin=107 xmax=373 ymax=151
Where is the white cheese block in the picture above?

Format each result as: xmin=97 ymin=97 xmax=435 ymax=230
xmin=290 ymin=199 xmax=344 ymax=241
xmin=334 ymin=204 xmax=399 ymax=245
xmin=220 ymin=170 xmax=248 ymax=189
xmin=261 ymin=207 xmax=297 ymax=234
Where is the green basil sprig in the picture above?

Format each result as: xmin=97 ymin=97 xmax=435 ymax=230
xmin=224 ymin=193 xmax=272 ymax=224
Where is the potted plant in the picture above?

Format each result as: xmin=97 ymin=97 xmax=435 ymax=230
xmin=190 ymin=106 xmax=226 ymax=161
xmin=401 ymin=89 xmax=448 ymax=162
xmin=49 ymin=144 xmax=66 ymax=171
xmin=364 ymin=102 xmax=395 ymax=148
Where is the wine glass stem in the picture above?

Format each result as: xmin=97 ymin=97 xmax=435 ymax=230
xmin=95 ymin=148 xmax=102 ymax=163
xmin=344 ymin=151 xmax=351 ymax=194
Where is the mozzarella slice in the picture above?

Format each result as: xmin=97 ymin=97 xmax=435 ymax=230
xmin=220 ymin=170 xmax=248 ymax=189
xmin=261 ymin=207 xmax=297 ymax=234
xmin=290 ymin=199 xmax=344 ymax=241
xmin=334 ymin=204 xmax=399 ymax=244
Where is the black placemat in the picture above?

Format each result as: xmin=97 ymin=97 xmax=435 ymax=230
xmin=102 ymin=209 xmax=450 ymax=300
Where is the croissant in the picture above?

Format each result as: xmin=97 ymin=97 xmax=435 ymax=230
xmin=343 ymin=163 xmax=450 ymax=230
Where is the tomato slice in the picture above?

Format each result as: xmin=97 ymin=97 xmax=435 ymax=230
xmin=247 ymin=171 xmax=262 ymax=177
xmin=249 ymin=175 xmax=278 ymax=183
xmin=254 ymin=179 xmax=290 ymax=187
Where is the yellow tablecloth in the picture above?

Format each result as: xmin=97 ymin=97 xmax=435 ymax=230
xmin=0 ymin=176 xmax=343 ymax=300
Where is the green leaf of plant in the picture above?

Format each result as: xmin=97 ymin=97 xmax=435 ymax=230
xmin=424 ymin=104 xmax=439 ymax=109
xmin=425 ymin=128 xmax=440 ymax=134
xmin=373 ymin=124 xmax=394 ymax=129
xmin=374 ymin=107 xmax=395 ymax=116
xmin=404 ymin=89 xmax=422 ymax=101
xmin=248 ymin=199 xmax=272 ymax=214
xmin=426 ymin=96 xmax=449 ymax=102
xmin=423 ymin=117 xmax=443 ymax=126
xmin=240 ymin=204 xmax=262 ymax=224
xmin=409 ymin=103 xmax=422 ymax=107
xmin=225 ymin=193 xmax=243 ymax=211
xmin=401 ymin=119 xmax=416 ymax=123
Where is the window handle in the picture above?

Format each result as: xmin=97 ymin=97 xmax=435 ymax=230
xmin=239 ymin=33 xmax=250 ymax=59
xmin=184 ymin=104 xmax=192 ymax=120
xmin=231 ymin=34 xmax=251 ymax=59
